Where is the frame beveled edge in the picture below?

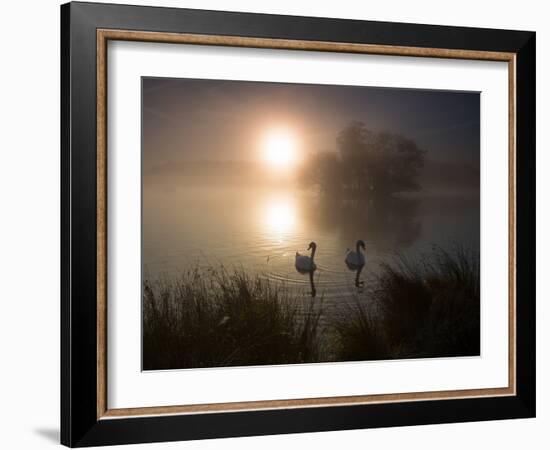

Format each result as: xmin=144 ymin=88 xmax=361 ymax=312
xmin=97 ymin=28 xmax=516 ymax=61
xmin=96 ymin=28 xmax=517 ymax=421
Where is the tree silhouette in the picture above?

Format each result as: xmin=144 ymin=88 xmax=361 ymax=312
xmin=305 ymin=122 xmax=426 ymax=198
xmin=337 ymin=121 xmax=426 ymax=196
xmin=303 ymin=152 xmax=343 ymax=196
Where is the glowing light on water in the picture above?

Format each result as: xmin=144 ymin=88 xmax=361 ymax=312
xmin=263 ymin=196 xmax=296 ymax=235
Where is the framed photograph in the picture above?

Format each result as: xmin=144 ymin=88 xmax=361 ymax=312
xmin=61 ymin=2 xmax=536 ymax=447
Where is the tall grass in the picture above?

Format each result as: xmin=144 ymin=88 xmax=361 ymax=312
xmin=330 ymin=245 xmax=480 ymax=361
xmin=143 ymin=246 xmax=480 ymax=370
xmin=330 ymin=300 xmax=389 ymax=361
xmin=143 ymin=267 xmax=323 ymax=370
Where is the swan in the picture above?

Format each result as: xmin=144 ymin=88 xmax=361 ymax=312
xmin=345 ymin=240 xmax=366 ymax=269
xmin=295 ymin=241 xmax=317 ymax=274
xmin=345 ymin=240 xmax=366 ymax=287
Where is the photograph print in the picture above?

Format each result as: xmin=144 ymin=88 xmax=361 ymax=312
xmin=142 ymin=77 xmax=481 ymax=371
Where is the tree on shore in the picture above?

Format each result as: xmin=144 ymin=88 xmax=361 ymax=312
xmin=306 ymin=122 xmax=426 ymax=197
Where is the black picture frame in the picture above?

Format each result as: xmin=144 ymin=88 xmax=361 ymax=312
xmin=61 ymin=1 xmax=536 ymax=447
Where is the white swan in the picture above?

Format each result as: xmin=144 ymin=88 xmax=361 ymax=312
xmin=295 ymin=241 xmax=317 ymax=274
xmin=345 ymin=240 xmax=366 ymax=269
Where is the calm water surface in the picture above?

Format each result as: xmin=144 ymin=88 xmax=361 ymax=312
xmin=143 ymin=186 xmax=479 ymax=318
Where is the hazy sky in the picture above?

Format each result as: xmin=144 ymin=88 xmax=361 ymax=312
xmin=142 ymin=77 xmax=480 ymax=172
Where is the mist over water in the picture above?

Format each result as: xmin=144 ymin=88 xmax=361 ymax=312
xmin=143 ymin=184 xmax=479 ymax=317
xmin=142 ymin=78 xmax=481 ymax=307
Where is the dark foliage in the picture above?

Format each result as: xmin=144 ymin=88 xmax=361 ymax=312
xmin=143 ymin=247 xmax=479 ymax=369
xmin=330 ymin=246 xmax=480 ymax=361
xmin=303 ymin=122 xmax=426 ymax=197
xmin=143 ymin=267 xmax=323 ymax=370
xmin=330 ymin=300 xmax=389 ymax=361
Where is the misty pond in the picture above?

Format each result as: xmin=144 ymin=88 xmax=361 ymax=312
xmin=142 ymin=183 xmax=479 ymax=320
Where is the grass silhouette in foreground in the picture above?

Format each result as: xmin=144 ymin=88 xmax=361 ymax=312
xmin=331 ymin=246 xmax=480 ymax=362
xmin=143 ymin=267 xmax=323 ymax=370
xmin=143 ymin=246 xmax=479 ymax=370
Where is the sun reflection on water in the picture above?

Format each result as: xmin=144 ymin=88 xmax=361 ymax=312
xmin=262 ymin=194 xmax=297 ymax=237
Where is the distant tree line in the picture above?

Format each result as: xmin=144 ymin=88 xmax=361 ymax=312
xmin=303 ymin=122 xmax=426 ymax=197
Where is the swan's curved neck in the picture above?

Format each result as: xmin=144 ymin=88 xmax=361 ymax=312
xmin=356 ymin=242 xmax=363 ymax=254
xmin=310 ymin=246 xmax=316 ymax=261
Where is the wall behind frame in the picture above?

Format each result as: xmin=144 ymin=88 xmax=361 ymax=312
xmin=0 ymin=0 xmax=546 ymax=449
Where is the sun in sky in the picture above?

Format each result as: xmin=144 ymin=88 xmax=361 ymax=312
xmin=261 ymin=128 xmax=299 ymax=170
